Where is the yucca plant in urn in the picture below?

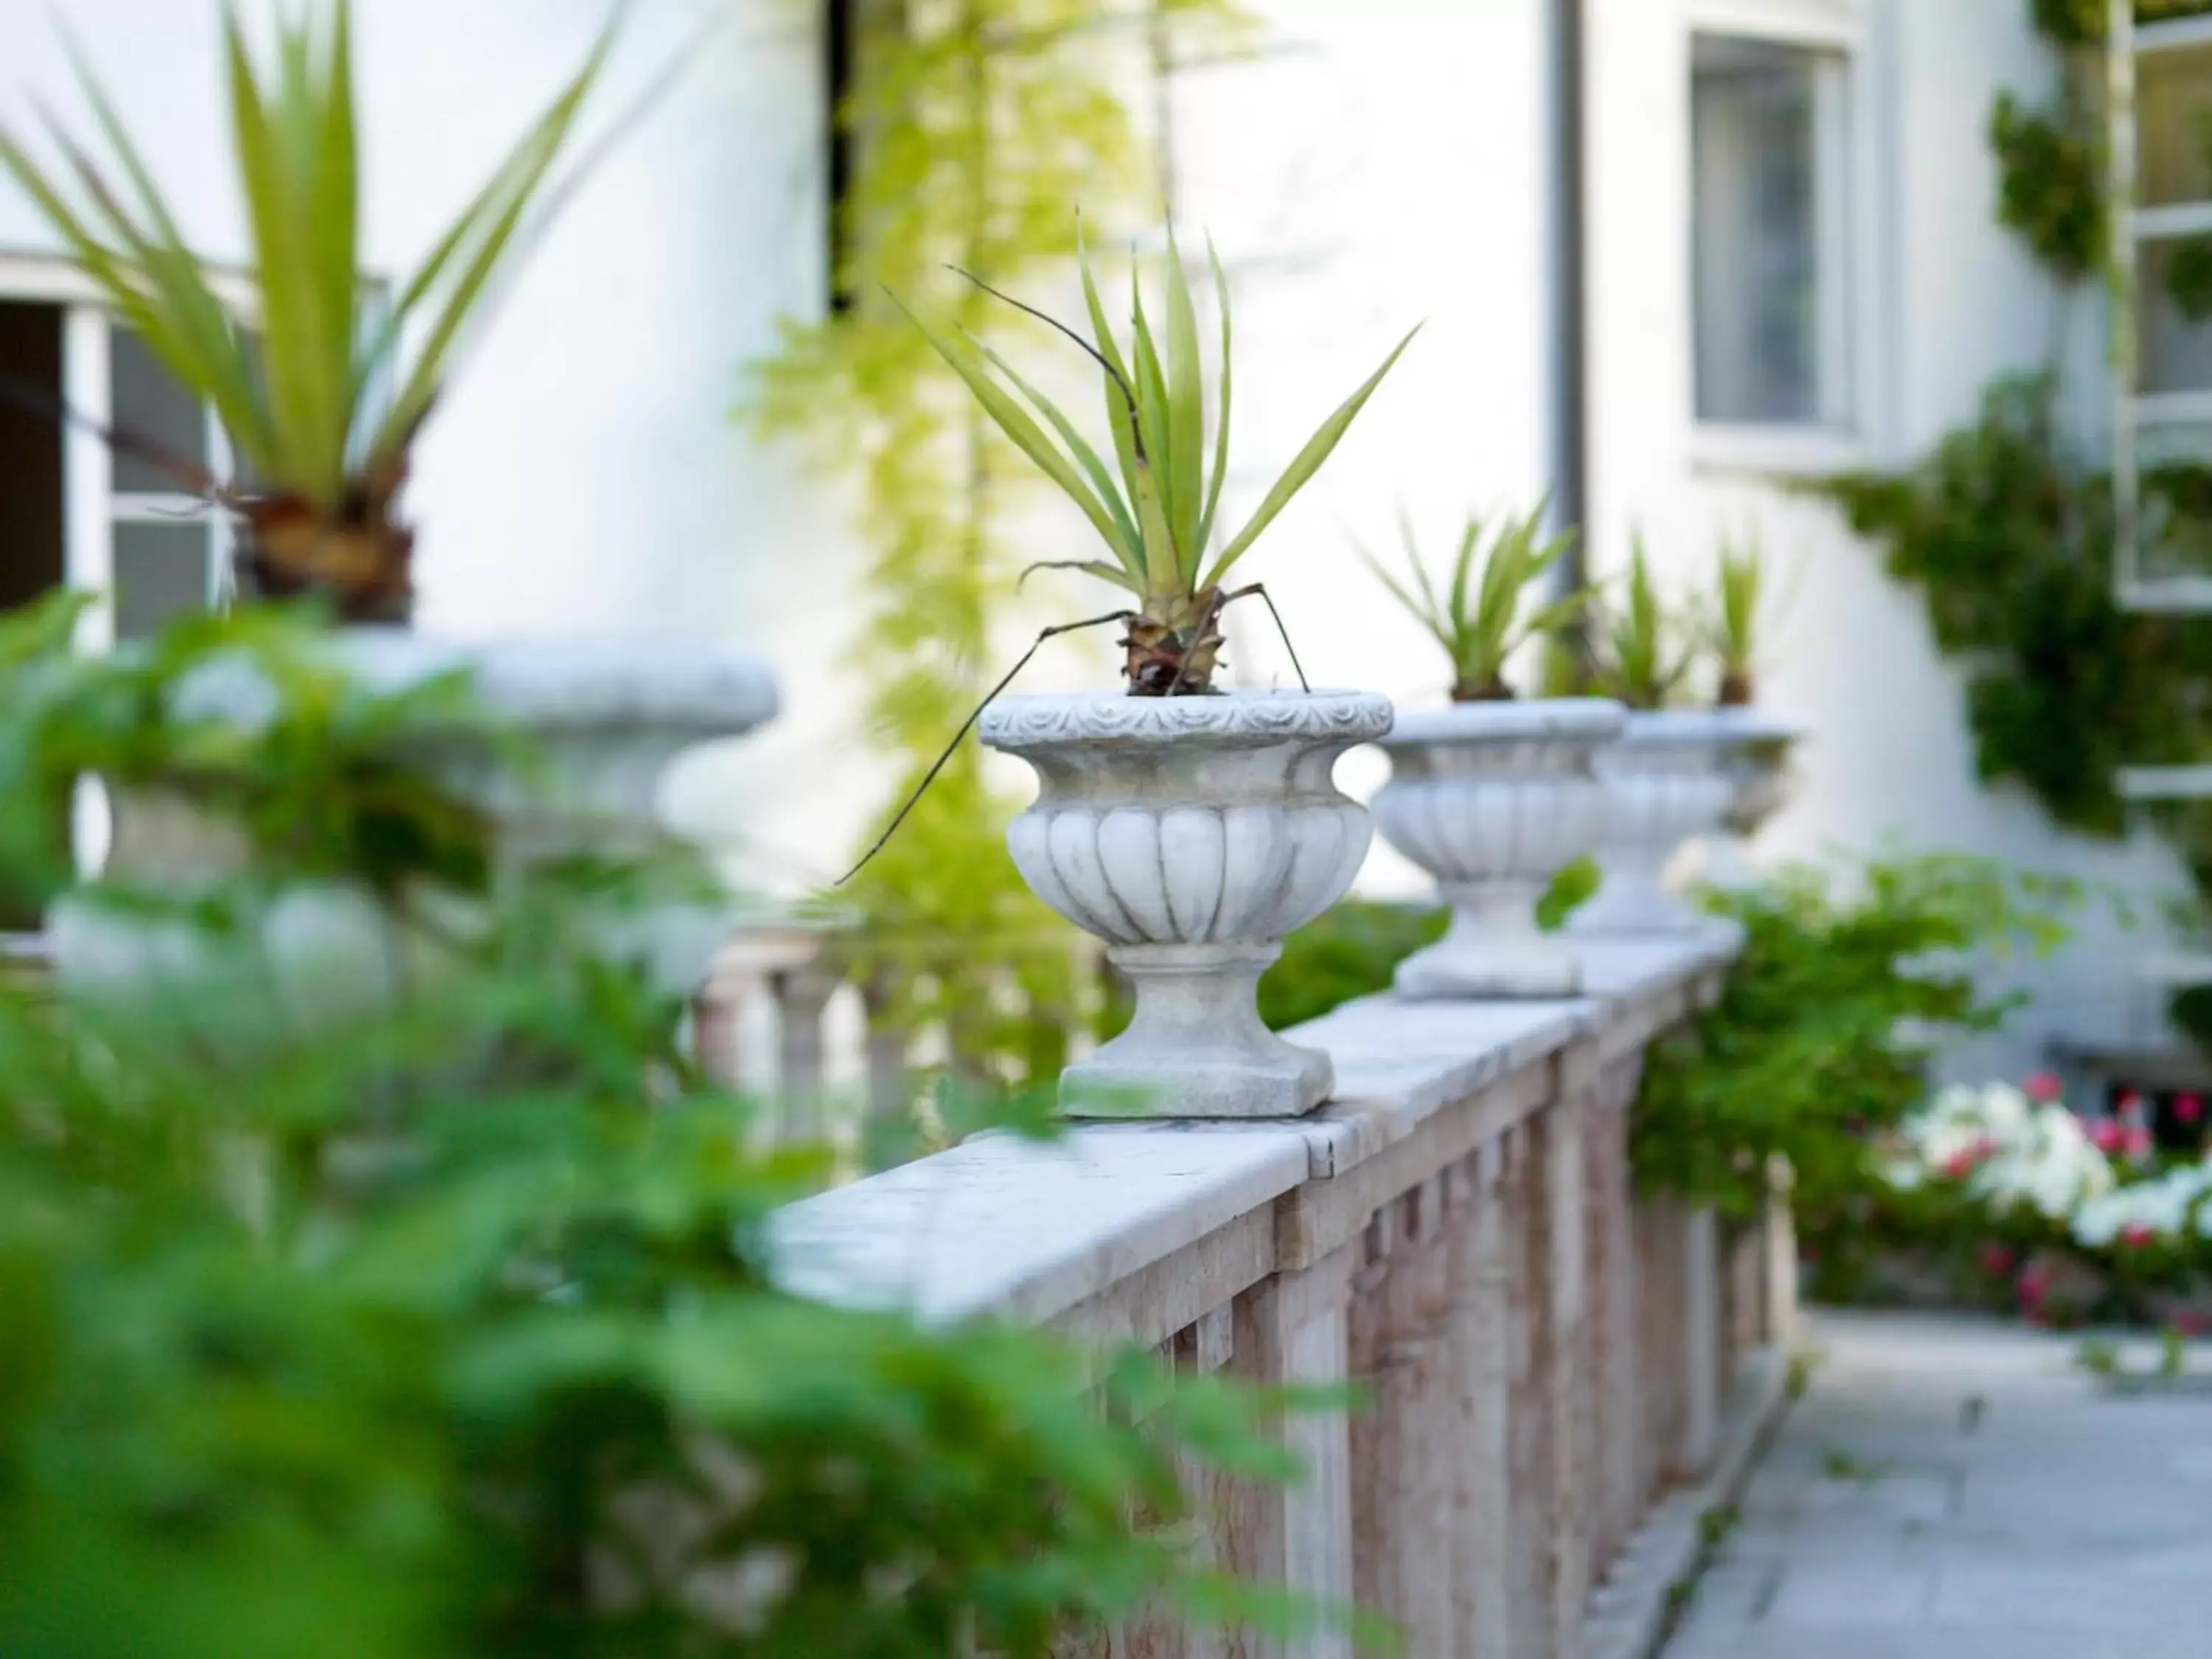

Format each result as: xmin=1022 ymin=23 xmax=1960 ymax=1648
xmin=1364 ymin=506 xmax=1624 ymax=997
xmin=2 ymin=4 xmax=777 ymax=1009
xmin=1703 ymin=534 xmax=1805 ymax=888
xmin=884 ymin=230 xmax=1412 ymax=1117
xmin=1567 ymin=536 xmax=1734 ymax=937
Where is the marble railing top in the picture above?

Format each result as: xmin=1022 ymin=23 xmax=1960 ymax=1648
xmin=768 ymin=922 xmax=1741 ymax=1327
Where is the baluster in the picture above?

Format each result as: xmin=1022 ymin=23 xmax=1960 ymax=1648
xmin=1451 ymin=1141 xmax=1514 ymax=1658
xmin=1593 ymin=1060 xmax=1642 ymax=1566
xmin=770 ymin=964 xmax=839 ymax=1143
xmin=1545 ymin=1043 xmax=1596 ymax=1659
xmin=1680 ymin=1204 xmax=1721 ymax=1478
xmin=1764 ymin=1155 xmax=1797 ymax=1351
xmin=1228 ymin=1247 xmax=1357 ymax=1659
xmin=1349 ymin=1179 xmax=1453 ymax=1652
xmin=1505 ymin=1120 xmax=1553 ymax=1659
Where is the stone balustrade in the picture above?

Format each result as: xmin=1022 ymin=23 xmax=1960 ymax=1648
xmin=771 ymin=925 xmax=1795 ymax=1658
xmin=692 ymin=917 xmax=1106 ymax=1141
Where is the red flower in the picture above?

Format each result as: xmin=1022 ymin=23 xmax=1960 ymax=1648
xmin=2173 ymin=1310 xmax=2212 ymax=1337
xmin=2122 ymin=1223 xmax=2157 ymax=1249
xmin=2177 ymin=1093 xmax=2205 ymax=1126
xmin=2118 ymin=1091 xmax=2143 ymax=1114
xmin=1978 ymin=1243 xmax=2016 ymax=1277
xmin=2025 ymin=1071 xmax=2063 ymax=1103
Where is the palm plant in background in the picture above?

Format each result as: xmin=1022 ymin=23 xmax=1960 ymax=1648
xmin=1361 ymin=503 xmax=1587 ymax=701
xmin=1595 ymin=533 xmax=1695 ymax=710
xmin=0 ymin=1 xmax=608 ymax=623
xmin=901 ymin=229 xmax=1417 ymax=696
xmin=1710 ymin=532 xmax=1765 ymax=706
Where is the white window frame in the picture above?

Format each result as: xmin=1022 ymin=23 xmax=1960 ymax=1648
xmin=0 ymin=251 xmax=262 ymax=869
xmin=1684 ymin=0 xmax=1892 ymax=479
xmin=0 ymin=252 xmax=260 ymax=653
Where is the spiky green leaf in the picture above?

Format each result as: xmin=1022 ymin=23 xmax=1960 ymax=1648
xmin=1204 ymin=324 xmax=1420 ymax=588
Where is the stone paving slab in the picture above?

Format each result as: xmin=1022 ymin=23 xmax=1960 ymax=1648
xmin=1662 ymin=1310 xmax=2212 ymax=1659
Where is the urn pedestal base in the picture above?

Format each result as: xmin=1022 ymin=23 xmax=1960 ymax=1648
xmin=1565 ymin=869 xmax=1707 ymax=937
xmin=1068 ymin=942 xmax=1333 ymax=1119
xmin=1394 ymin=880 xmax=1584 ymax=1000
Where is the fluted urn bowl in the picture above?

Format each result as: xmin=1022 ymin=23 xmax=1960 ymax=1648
xmin=1567 ymin=709 xmax=1736 ymax=936
xmin=1373 ymin=698 xmax=1626 ymax=998
xmin=1706 ymin=709 xmax=1806 ymax=888
xmin=978 ymin=688 xmax=1391 ymax=1119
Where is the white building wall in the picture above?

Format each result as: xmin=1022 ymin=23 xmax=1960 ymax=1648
xmin=0 ymin=0 xmax=874 ymax=896
xmin=0 ymin=0 xmax=2187 ymax=1075
xmin=1585 ymin=0 xmax=2185 ymax=1079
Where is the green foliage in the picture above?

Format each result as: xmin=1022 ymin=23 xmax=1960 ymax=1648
xmin=0 ymin=605 xmax=1321 ymax=1658
xmin=0 ymin=2 xmax=602 ymax=515
xmin=1823 ymin=375 xmax=2212 ymax=846
xmin=907 ymin=235 xmax=1414 ymax=640
xmin=747 ymin=2 xmax=1242 ymax=1077
xmin=1633 ymin=852 xmax=2078 ymax=1220
xmin=1706 ymin=532 xmax=1766 ymax=705
xmin=1989 ymin=92 xmax=2101 ymax=283
xmin=2031 ymin=0 xmax=2212 ymax=44
xmin=2168 ymin=232 xmax=2212 ymax=321
xmin=1256 ymin=901 xmax=1446 ymax=1031
xmin=1592 ymin=534 xmax=1694 ymax=710
xmin=1359 ymin=504 xmax=1587 ymax=701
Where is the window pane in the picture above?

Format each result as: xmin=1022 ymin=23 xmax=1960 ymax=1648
xmin=1692 ymin=36 xmax=1848 ymax=427
xmin=113 ymin=522 xmax=212 ymax=640
xmin=2140 ymin=42 xmax=2212 ymax=209
xmin=111 ymin=327 xmax=208 ymax=494
xmin=2139 ymin=239 xmax=2212 ymax=394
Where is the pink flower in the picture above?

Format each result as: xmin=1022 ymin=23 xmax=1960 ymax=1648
xmin=2018 ymin=1267 xmax=2050 ymax=1301
xmin=2119 ymin=1091 xmax=2143 ymax=1115
xmin=2177 ymin=1093 xmax=2205 ymax=1126
xmin=1978 ymin=1243 xmax=2016 ymax=1277
xmin=1941 ymin=1140 xmax=1995 ymax=1180
xmin=2122 ymin=1223 xmax=2157 ymax=1249
xmin=2124 ymin=1127 xmax=2154 ymax=1161
xmin=2093 ymin=1120 xmax=2126 ymax=1154
xmin=2025 ymin=1071 xmax=2063 ymax=1103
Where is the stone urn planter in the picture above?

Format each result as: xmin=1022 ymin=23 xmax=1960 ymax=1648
xmin=1371 ymin=698 xmax=1625 ymax=998
xmin=51 ymin=633 xmax=779 ymax=1028
xmin=1705 ymin=710 xmax=1805 ymax=889
xmin=978 ymin=689 xmax=1391 ymax=1119
xmin=1566 ymin=709 xmax=1736 ymax=937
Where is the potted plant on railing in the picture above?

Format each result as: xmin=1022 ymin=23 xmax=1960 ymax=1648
xmin=0 ymin=4 xmax=776 ymax=1006
xmin=1363 ymin=505 xmax=1624 ymax=997
xmin=1567 ymin=535 xmax=1735 ymax=937
xmin=891 ymin=233 xmax=1412 ymax=1117
xmin=1703 ymin=532 xmax=1805 ymax=888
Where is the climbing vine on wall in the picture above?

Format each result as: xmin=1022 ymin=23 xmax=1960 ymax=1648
xmin=747 ymin=1 xmax=1242 ymax=1088
xmin=1828 ymin=0 xmax=2212 ymax=1044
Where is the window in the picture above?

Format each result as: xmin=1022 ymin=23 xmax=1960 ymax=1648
xmin=1690 ymin=34 xmax=1853 ymax=429
xmin=0 ymin=286 xmax=240 ymax=647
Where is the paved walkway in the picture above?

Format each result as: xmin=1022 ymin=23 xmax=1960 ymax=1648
xmin=1663 ymin=1310 xmax=2212 ymax=1659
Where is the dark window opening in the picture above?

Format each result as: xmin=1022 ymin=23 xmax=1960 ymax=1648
xmin=0 ymin=301 xmax=65 ymax=613
xmin=826 ymin=0 xmax=860 ymax=313
xmin=0 ymin=301 xmax=66 ymax=931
